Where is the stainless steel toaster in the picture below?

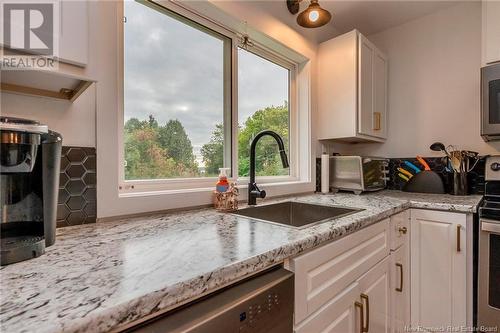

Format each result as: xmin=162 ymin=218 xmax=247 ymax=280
xmin=329 ymin=156 xmax=389 ymax=194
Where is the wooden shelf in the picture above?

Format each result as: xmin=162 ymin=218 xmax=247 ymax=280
xmin=1 ymin=69 xmax=94 ymax=102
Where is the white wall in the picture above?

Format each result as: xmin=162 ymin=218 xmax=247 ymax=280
xmin=0 ymin=85 xmax=96 ymax=147
xmin=328 ymin=2 xmax=499 ymax=158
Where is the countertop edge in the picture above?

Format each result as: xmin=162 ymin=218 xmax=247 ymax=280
xmin=2 ymin=191 xmax=483 ymax=333
xmin=64 ymin=204 xmax=411 ymax=333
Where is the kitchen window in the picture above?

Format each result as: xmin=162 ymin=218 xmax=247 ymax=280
xmin=123 ymin=0 xmax=232 ymax=183
xmin=120 ymin=0 xmax=299 ymax=193
xmin=238 ymin=47 xmax=293 ymax=178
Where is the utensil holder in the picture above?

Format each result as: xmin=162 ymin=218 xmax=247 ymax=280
xmin=451 ymin=172 xmax=468 ymax=195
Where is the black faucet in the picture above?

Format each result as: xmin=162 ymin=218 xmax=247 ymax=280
xmin=248 ymin=130 xmax=289 ymax=205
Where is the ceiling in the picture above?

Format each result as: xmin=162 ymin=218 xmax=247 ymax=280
xmin=243 ymin=0 xmax=463 ymax=43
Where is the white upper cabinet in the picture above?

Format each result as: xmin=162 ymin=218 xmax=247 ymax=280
xmin=0 ymin=1 xmax=91 ymax=102
xmin=482 ymin=0 xmax=500 ymax=65
xmin=58 ymin=0 xmax=88 ymax=67
xmin=318 ymin=30 xmax=388 ymax=142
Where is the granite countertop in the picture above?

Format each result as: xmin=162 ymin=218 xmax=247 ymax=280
xmin=0 ymin=191 xmax=482 ymax=333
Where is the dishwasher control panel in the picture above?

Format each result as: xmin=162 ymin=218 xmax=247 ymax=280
xmin=239 ymin=290 xmax=287 ymax=332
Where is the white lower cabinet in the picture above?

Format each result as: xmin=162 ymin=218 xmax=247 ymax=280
xmin=287 ymin=220 xmax=390 ymax=324
xmin=287 ymin=219 xmax=391 ymax=332
xmin=294 ymin=257 xmax=391 ymax=333
xmin=391 ymin=243 xmax=410 ymax=333
xmin=390 ymin=211 xmax=411 ymax=333
xmin=288 ymin=208 xmax=471 ymax=333
xmin=357 ymin=256 xmax=391 ymax=333
xmin=294 ymin=282 xmax=360 ymax=333
xmin=410 ymin=209 xmax=468 ymax=330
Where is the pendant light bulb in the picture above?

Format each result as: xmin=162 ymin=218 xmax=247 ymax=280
xmin=296 ymin=0 xmax=331 ymax=28
xmin=309 ymin=10 xmax=319 ymax=22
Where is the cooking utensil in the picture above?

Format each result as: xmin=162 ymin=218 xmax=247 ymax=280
xmin=430 ymin=142 xmax=446 ymax=152
xmin=416 ymin=156 xmax=431 ymax=171
xmin=397 ymin=167 xmax=413 ymax=179
xmin=404 ymin=161 xmax=421 ymax=174
xmin=450 ymin=151 xmax=461 ymax=172
xmin=464 ymin=151 xmax=480 ymax=172
xmin=430 ymin=142 xmax=451 ymax=158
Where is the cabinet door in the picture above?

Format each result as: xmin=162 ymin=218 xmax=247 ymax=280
xmin=289 ymin=220 xmax=389 ymax=324
xmin=410 ymin=209 xmax=467 ymax=330
xmin=295 ymin=282 xmax=360 ymax=333
xmin=391 ymin=243 xmax=410 ymax=333
xmin=357 ymin=257 xmax=391 ymax=333
xmin=358 ymin=34 xmax=375 ymax=137
xmin=373 ymin=49 xmax=388 ymax=139
xmin=59 ymin=0 xmax=88 ymax=67
xmin=482 ymin=0 xmax=500 ymax=65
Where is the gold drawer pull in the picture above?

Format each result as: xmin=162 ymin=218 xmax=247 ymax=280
xmin=360 ymin=293 xmax=369 ymax=332
xmin=355 ymin=301 xmax=364 ymax=333
xmin=396 ymin=263 xmax=403 ymax=292
xmin=373 ymin=112 xmax=381 ymax=130
xmin=398 ymin=226 xmax=408 ymax=235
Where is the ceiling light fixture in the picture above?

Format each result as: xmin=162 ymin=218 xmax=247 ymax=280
xmin=287 ymin=0 xmax=332 ymax=28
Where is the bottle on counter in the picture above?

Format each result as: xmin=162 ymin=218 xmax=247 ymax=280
xmin=216 ymin=168 xmax=231 ymax=193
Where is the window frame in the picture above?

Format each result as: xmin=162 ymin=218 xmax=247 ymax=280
xmin=236 ymin=45 xmax=299 ymax=182
xmin=118 ymin=0 xmax=300 ymax=194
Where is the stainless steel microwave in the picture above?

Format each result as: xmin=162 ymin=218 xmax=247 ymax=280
xmin=481 ymin=63 xmax=500 ymax=141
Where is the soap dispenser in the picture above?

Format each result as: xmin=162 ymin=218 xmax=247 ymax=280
xmin=216 ymin=168 xmax=231 ymax=193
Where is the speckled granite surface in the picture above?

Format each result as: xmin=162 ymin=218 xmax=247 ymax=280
xmin=0 ymin=191 xmax=482 ymax=333
xmin=369 ymin=190 xmax=482 ymax=213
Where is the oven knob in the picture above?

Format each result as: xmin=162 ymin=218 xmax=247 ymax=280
xmin=491 ymin=162 xmax=500 ymax=171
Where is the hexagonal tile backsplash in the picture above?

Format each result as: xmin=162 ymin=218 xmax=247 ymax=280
xmin=57 ymin=147 xmax=96 ymax=228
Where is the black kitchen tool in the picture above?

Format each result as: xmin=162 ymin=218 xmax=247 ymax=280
xmin=430 ymin=142 xmax=446 ymax=153
xmin=402 ymin=170 xmax=445 ymax=194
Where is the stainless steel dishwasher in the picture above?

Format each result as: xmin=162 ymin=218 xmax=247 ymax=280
xmin=127 ymin=267 xmax=294 ymax=333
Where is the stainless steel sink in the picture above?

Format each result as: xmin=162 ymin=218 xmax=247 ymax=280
xmin=233 ymin=201 xmax=363 ymax=229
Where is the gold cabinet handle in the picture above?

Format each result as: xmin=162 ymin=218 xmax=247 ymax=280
xmin=373 ymin=112 xmax=381 ymax=131
xmin=360 ymin=294 xmax=369 ymax=332
xmin=396 ymin=263 xmax=403 ymax=292
xmin=355 ymin=301 xmax=364 ymax=333
xmin=457 ymin=225 xmax=461 ymax=252
xmin=398 ymin=226 xmax=408 ymax=235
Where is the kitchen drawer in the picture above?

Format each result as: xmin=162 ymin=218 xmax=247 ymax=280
xmin=288 ymin=219 xmax=390 ymax=324
xmin=390 ymin=210 xmax=410 ymax=250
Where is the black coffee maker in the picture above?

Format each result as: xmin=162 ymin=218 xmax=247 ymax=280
xmin=1 ymin=117 xmax=62 ymax=265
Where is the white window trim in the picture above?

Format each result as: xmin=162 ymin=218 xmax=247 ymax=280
xmin=118 ymin=0 xmax=305 ymax=194
xmin=96 ymin=0 xmax=313 ymax=218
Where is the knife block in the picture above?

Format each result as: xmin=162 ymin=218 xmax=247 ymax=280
xmin=402 ymin=170 xmax=445 ymax=194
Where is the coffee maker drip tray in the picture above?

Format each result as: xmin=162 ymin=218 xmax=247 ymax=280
xmin=1 ymin=222 xmax=45 ymax=266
